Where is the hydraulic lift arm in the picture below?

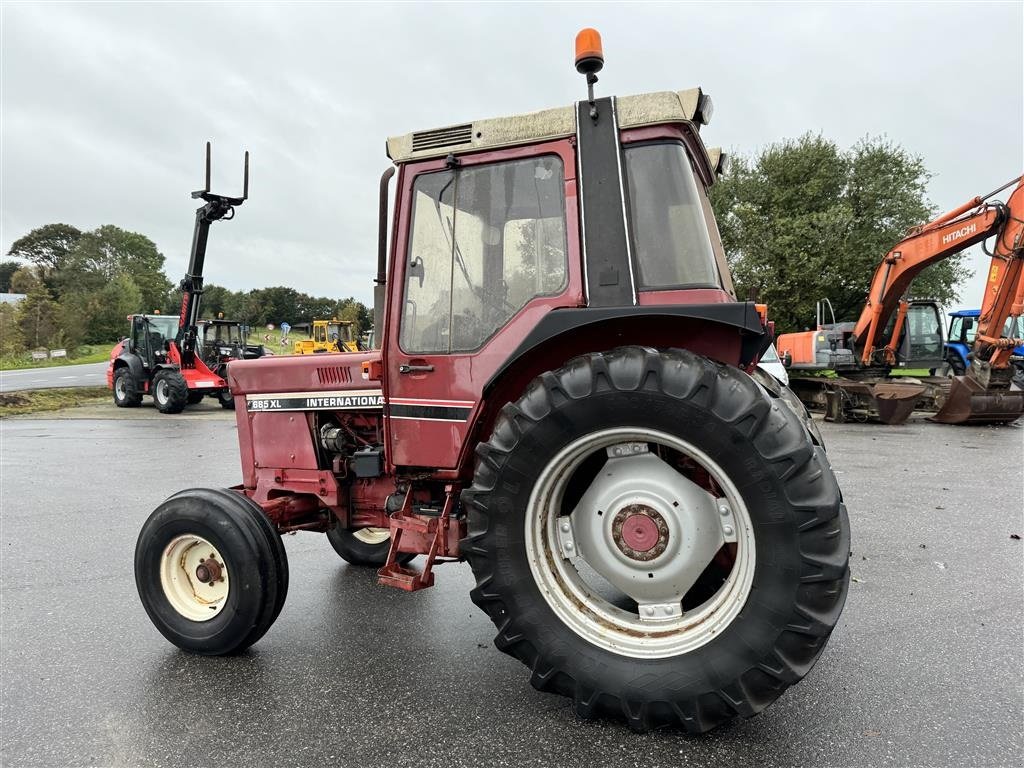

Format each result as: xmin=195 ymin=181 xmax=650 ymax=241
xmin=177 ymin=143 xmax=249 ymax=367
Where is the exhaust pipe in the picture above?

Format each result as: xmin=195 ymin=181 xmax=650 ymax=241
xmin=373 ymin=167 xmax=396 ymax=347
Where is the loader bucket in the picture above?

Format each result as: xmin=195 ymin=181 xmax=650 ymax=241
xmin=870 ymin=382 xmax=926 ymax=425
xmin=932 ymin=376 xmax=1024 ymax=425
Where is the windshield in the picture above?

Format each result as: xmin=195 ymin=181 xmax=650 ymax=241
xmin=761 ymin=344 xmax=780 ymax=363
xmin=623 ymin=143 xmax=721 ymax=290
xmin=203 ymin=323 xmax=242 ymax=344
xmin=144 ymin=316 xmax=179 ymax=340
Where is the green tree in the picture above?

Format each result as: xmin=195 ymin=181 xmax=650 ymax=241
xmin=7 ymin=223 xmax=82 ymax=272
xmin=9 ymin=266 xmax=44 ymax=296
xmin=16 ymin=287 xmax=62 ymax=349
xmin=0 ymin=303 xmax=24 ymax=355
xmin=710 ymin=134 xmax=970 ymax=333
xmin=62 ymin=273 xmax=142 ymax=344
xmin=0 ymin=260 xmax=20 ymax=293
xmin=62 ymin=225 xmax=172 ymax=312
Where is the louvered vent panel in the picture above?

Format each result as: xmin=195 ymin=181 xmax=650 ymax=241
xmin=316 ymin=366 xmax=352 ymax=385
xmin=412 ymin=124 xmax=473 ymax=152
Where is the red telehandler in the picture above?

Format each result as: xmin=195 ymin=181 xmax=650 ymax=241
xmin=107 ymin=145 xmax=253 ymax=413
xmin=777 ymin=176 xmax=1024 ymax=425
xmin=134 ymin=31 xmax=849 ymax=733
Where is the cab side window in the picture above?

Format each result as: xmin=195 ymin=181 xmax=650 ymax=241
xmin=400 ymin=156 xmax=567 ymax=354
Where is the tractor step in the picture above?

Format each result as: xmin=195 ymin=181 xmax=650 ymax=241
xmin=377 ymin=484 xmax=459 ymax=592
xmin=377 ymin=562 xmax=435 ymax=591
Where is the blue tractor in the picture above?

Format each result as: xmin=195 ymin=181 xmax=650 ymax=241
xmin=944 ymin=309 xmax=1024 ymax=385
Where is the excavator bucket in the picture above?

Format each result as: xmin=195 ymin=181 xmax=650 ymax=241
xmin=823 ymin=380 xmax=924 ymax=425
xmin=932 ymin=375 xmax=1024 ymax=425
xmin=870 ymin=382 xmax=926 ymax=425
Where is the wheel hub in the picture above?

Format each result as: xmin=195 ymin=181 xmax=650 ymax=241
xmin=612 ymin=505 xmax=668 ymax=559
xmin=195 ymin=556 xmax=223 ymax=584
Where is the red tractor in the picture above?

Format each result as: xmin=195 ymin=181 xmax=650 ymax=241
xmin=108 ymin=146 xmax=253 ymax=413
xmin=135 ymin=31 xmax=850 ymax=733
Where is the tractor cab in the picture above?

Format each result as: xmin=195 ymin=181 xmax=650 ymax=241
xmin=944 ymin=309 xmax=1024 ymax=377
xmin=127 ymin=314 xmax=179 ymax=370
xmin=198 ymin=318 xmax=266 ymax=376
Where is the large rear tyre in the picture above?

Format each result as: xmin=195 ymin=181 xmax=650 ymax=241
xmin=463 ymin=347 xmax=849 ymax=733
xmin=112 ymin=368 xmax=142 ymax=408
xmin=153 ymin=370 xmax=188 ymax=414
xmin=135 ymin=488 xmax=289 ymax=655
xmin=326 ymin=522 xmax=416 ymax=567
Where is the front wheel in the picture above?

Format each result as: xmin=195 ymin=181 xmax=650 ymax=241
xmin=218 ymin=390 xmax=236 ymax=410
xmin=152 ymin=370 xmax=188 ymax=414
xmin=326 ymin=521 xmax=415 ymax=567
xmin=135 ymin=488 xmax=289 ymax=655
xmin=463 ymin=347 xmax=850 ymax=733
xmin=112 ymin=368 xmax=142 ymax=408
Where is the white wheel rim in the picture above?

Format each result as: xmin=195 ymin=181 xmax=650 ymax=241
xmin=114 ymin=376 xmax=126 ymax=399
xmin=155 ymin=379 xmax=168 ymax=405
xmin=159 ymin=535 xmax=230 ymax=621
xmin=525 ymin=427 xmax=756 ymax=659
xmin=352 ymin=527 xmax=390 ymax=546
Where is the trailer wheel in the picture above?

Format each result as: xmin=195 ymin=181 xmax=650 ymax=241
xmin=326 ymin=522 xmax=415 ymax=566
xmin=153 ymin=370 xmax=188 ymax=414
xmin=218 ymin=390 xmax=236 ymax=410
xmin=135 ymin=488 xmax=289 ymax=655
xmin=112 ymin=368 xmax=142 ymax=408
xmin=464 ymin=347 xmax=849 ymax=733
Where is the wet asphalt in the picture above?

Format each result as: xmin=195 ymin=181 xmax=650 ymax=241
xmin=0 ymin=410 xmax=1021 ymax=768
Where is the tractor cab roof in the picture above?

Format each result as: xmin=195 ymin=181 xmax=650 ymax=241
xmin=386 ymin=88 xmax=720 ymax=170
xmin=199 ymin=318 xmax=243 ymax=326
xmin=949 ymin=309 xmax=981 ymax=318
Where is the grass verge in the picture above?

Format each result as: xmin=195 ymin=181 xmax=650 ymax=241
xmin=0 ymin=344 xmax=114 ymax=371
xmin=0 ymin=387 xmax=109 ymax=417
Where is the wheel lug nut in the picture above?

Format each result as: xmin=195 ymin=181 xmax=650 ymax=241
xmin=719 ymin=505 xmax=729 ymax=516
xmin=644 ymin=606 xmax=655 ymax=616
xmin=663 ymin=606 xmax=673 ymax=615
xmin=560 ymin=522 xmax=570 ymax=533
xmin=723 ymin=525 xmax=734 ymax=537
xmin=564 ymin=541 xmax=574 ymax=551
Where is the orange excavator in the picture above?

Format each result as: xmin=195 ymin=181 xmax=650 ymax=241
xmin=777 ymin=175 xmax=1024 ymax=425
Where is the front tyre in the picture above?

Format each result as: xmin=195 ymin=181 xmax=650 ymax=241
xmin=112 ymin=368 xmax=142 ymax=408
xmin=218 ymin=390 xmax=236 ymax=410
xmin=153 ymin=370 xmax=188 ymax=414
xmin=135 ymin=488 xmax=289 ymax=655
xmin=463 ymin=347 xmax=850 ymax=733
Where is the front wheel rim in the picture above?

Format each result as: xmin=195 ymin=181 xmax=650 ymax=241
xmin=159 ymin=535 xmax=230 ymax=621
xmin=155 ymin=379 xmax=169 ymax=405
xmin=525 ymin=427 xmax=756 ymax=659
xmin=114 ymin=376 xmax=126 ymax=400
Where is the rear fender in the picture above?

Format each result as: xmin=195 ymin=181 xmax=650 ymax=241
xmin=460 ymin=307 xmax=769 ymax=477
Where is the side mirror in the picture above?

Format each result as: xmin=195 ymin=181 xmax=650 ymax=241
xmin=782 ymin=351 xmax=792 ymax=369
xmin=409 ymin=256 xmax=425 ymax=288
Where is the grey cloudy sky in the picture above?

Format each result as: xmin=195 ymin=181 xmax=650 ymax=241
xmin=2 ymin=1 xmax=1021 ymax=312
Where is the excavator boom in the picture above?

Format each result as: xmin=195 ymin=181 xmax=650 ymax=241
xmin=779 ymin=175 xmax=1024 ymax=425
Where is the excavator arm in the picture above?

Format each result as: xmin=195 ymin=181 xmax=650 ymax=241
xmin=852 ymin=175 xmax=1023 ymax=367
